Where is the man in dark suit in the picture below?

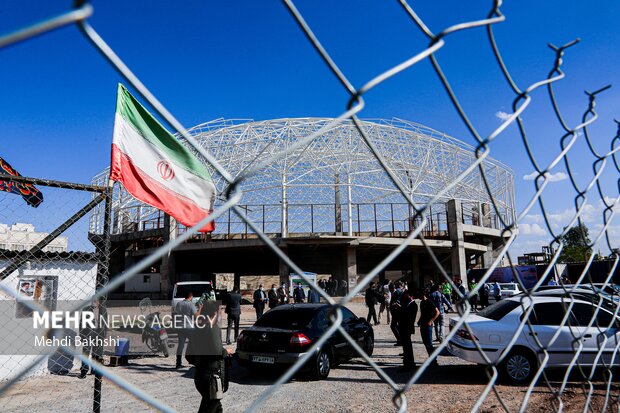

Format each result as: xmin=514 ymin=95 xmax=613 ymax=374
xmin=267 ymin=284 xmax=279 ymax=309
xmin=225 ymin=286 xmax=242 ymax=344
xmin=307 ymin=287 xmax=321 ymax=303
xmin=293 ymin=284 xmax=306 ymax=303
xmin=398 ymin=290 xmax=418 ymax=372
xmin=277 ymin=283 xmax=288 ymax=305
xmin=365 ymin=282 xmax=382 ymax=325
xmin=252 ymin=284 xmax=267 ymax=320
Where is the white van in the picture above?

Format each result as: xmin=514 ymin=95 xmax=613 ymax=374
xmin=171 ymin=281 xmax=213 ymax=314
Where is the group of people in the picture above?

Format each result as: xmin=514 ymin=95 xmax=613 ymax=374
xmin=426 ymin=278 xmax=502 ymax=312
xmin=365 ymin=276 xmax=518 ymax=371
xmin=252 ymin=282 xmax=322 ymax=320
xmin=317 ymin=278 xmax=347 ymax=296
xmin=364 ymin=280 xmax=442 ymax=372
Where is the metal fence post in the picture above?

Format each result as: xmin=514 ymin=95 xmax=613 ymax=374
xmin=93 ymin=181 xmax=113 ymax=413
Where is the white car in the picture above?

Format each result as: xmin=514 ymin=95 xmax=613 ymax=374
xmin=447 ymin=295 xmax=620 ymax=383
xmin=488 ymin=283 xmax=522 ymax=300
xmin=171 ymin=281 xmax=213 ymax=313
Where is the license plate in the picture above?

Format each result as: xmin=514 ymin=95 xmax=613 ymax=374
xmin=251 ymin=355 xmax=275 ymax=364
xmin=160 ymin=333 xmax=168 ymax=340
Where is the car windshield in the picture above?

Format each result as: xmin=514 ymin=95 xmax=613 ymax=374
xmin=174 ymin=284 xmax=212 ymax=298
xmin=254 ymin=307 xmax=317 ymax=329
xmin=477 ymin=300 xmax=521 ymax=321
xmin=501 ymin=284 xmax=516 ymax=291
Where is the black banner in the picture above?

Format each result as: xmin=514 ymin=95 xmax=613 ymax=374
xmin=0 ymin=157 xmax=43 ymax=207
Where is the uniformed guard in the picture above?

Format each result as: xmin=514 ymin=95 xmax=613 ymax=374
xmin=186 ymin=301 xmax=231 ymax=413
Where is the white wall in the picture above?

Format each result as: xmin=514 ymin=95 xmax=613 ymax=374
xmin=0 ymin=257 xmax=97 ymax=380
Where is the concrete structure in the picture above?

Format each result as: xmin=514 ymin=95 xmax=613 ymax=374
xmin=89 ymin=118 xmax=514 ymax=296
xmin=0 ymin=223 xmax=68 ymax=253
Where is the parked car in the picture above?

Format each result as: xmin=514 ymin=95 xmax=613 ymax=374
xmin=566 ymin=283 xmax=620 ymax=300
xmin=527 ymin=285 xmax=619 ymax=309
xmin=447 ymin=295 xmax=620 ymax=383
xmin=487 ymin=282 xmax=522 ymax=301
xmin=237 ymin=304 xmax=374 ymax=380
xmin=171 ymin=281 xmax=213 ymax=313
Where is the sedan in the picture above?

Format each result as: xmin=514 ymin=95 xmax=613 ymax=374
xmin=447 ymin=295 xmax=620 ymax=383
xmin=236 ymin=304 xmax=374 ymax=380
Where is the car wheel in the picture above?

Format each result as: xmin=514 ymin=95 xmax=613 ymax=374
xmin=363 ymin=335 xmax=374 ymax=357
xmin=501 ymin=349 xmax=536 ymax=384
xmin=311 ymin=350 xmax=331 ymax=380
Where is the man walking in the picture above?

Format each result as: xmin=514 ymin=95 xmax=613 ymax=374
xmin=442 ymin=281 xmax=452 ymax=308
xmin=378 ymin=280 xmax=391 ymax=324
xmin=418 ymin=288 xmax=440 ymax=367
xmin=187 ymin=302 xmax=232 ymax=413
xmin=253 ymin=284 xmax=267 ymax=320
xmin=397 ymin=290 xmax=418 ymax=372
xmin=225 ymin=286 xmax=242 ymax=345
xmin=175 ymin=291 xmax=202 ymax=369
xmin=365 ymin=282 xmax=382 ymax=325
xmin=429 ymin=284 xmax=450 ymax=342
xmin=389 ymin=282 xmax=404 ymax=345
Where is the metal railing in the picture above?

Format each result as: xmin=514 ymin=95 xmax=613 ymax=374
xmin=114 ymin=201 xmax=505 ymax=240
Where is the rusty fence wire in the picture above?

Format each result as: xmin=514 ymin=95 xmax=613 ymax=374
xmin=1 ymin=0 xmax=620 ymax=412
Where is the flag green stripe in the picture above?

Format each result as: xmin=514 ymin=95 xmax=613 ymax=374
xmin=115 ymin=84 xmax=213 ymax=182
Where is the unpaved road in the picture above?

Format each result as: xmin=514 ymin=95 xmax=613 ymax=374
xmin=1 ymin=302 xmax=616 ymax=412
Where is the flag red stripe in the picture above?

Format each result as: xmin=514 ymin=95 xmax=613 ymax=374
xmin=110 ymin=144 xmax=215 ymax=232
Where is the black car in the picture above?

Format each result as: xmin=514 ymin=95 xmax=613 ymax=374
xmin=236 ymin=304 xmax=374 ymax=380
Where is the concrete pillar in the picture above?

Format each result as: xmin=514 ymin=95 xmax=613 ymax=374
xmin=344 ymin=246 xmax=357 ymax=294
xmin=482 ymin=243 xmax=494 ymax=268
xmin=482 ymin=203 xmax=491 ymax=228
xmin=346 ymin=174 xmax=353 ymax=236
xmin=279 ymin=246 xmax=289 ymax=285
xmin=160 ymin=214 xmax=176 ymax=296
xmin=447 ymin=199 xmax=467 ymax=289
xmin=281 ymin=173 xmax=288 ymax=237
xmin=335 ymin=173 xmax=342 ymax=235
xmin=411 ymin=252 xmax=421 ymax=291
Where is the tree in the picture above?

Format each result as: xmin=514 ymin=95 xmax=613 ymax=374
xmin=558 ymin=223 xmax=592 ymax=263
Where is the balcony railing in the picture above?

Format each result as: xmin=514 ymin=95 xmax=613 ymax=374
xmin=91 ymin=200 xmax=508 ymax=240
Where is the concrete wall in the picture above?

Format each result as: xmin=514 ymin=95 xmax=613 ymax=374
xmin=124 ymin=272 xmax=161 ymax=293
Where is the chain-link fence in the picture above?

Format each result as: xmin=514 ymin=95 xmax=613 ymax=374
xmin=1 ymin=0 xmax=620 ymax=412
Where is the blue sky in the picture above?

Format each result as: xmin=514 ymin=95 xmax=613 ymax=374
xmin=1 ymin=1 xmax=619 ymax=256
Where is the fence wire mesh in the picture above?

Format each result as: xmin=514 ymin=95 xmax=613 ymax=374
xmin=1 ymin=0 xmax=620 ymax=412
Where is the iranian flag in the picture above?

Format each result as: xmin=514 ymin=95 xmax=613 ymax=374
xmin=110 ymin=84 xmax=216 ymax=232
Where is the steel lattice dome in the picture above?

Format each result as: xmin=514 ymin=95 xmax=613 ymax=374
xmin=91 ymin=118 xmax=514 ymax=235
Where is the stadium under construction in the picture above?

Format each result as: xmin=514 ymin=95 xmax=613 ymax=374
xmin=89 ymin=118 xmax=515 ymax=296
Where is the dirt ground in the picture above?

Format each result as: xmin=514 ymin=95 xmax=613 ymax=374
xmin=1 ymin=302 xmax=618 ymax=412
